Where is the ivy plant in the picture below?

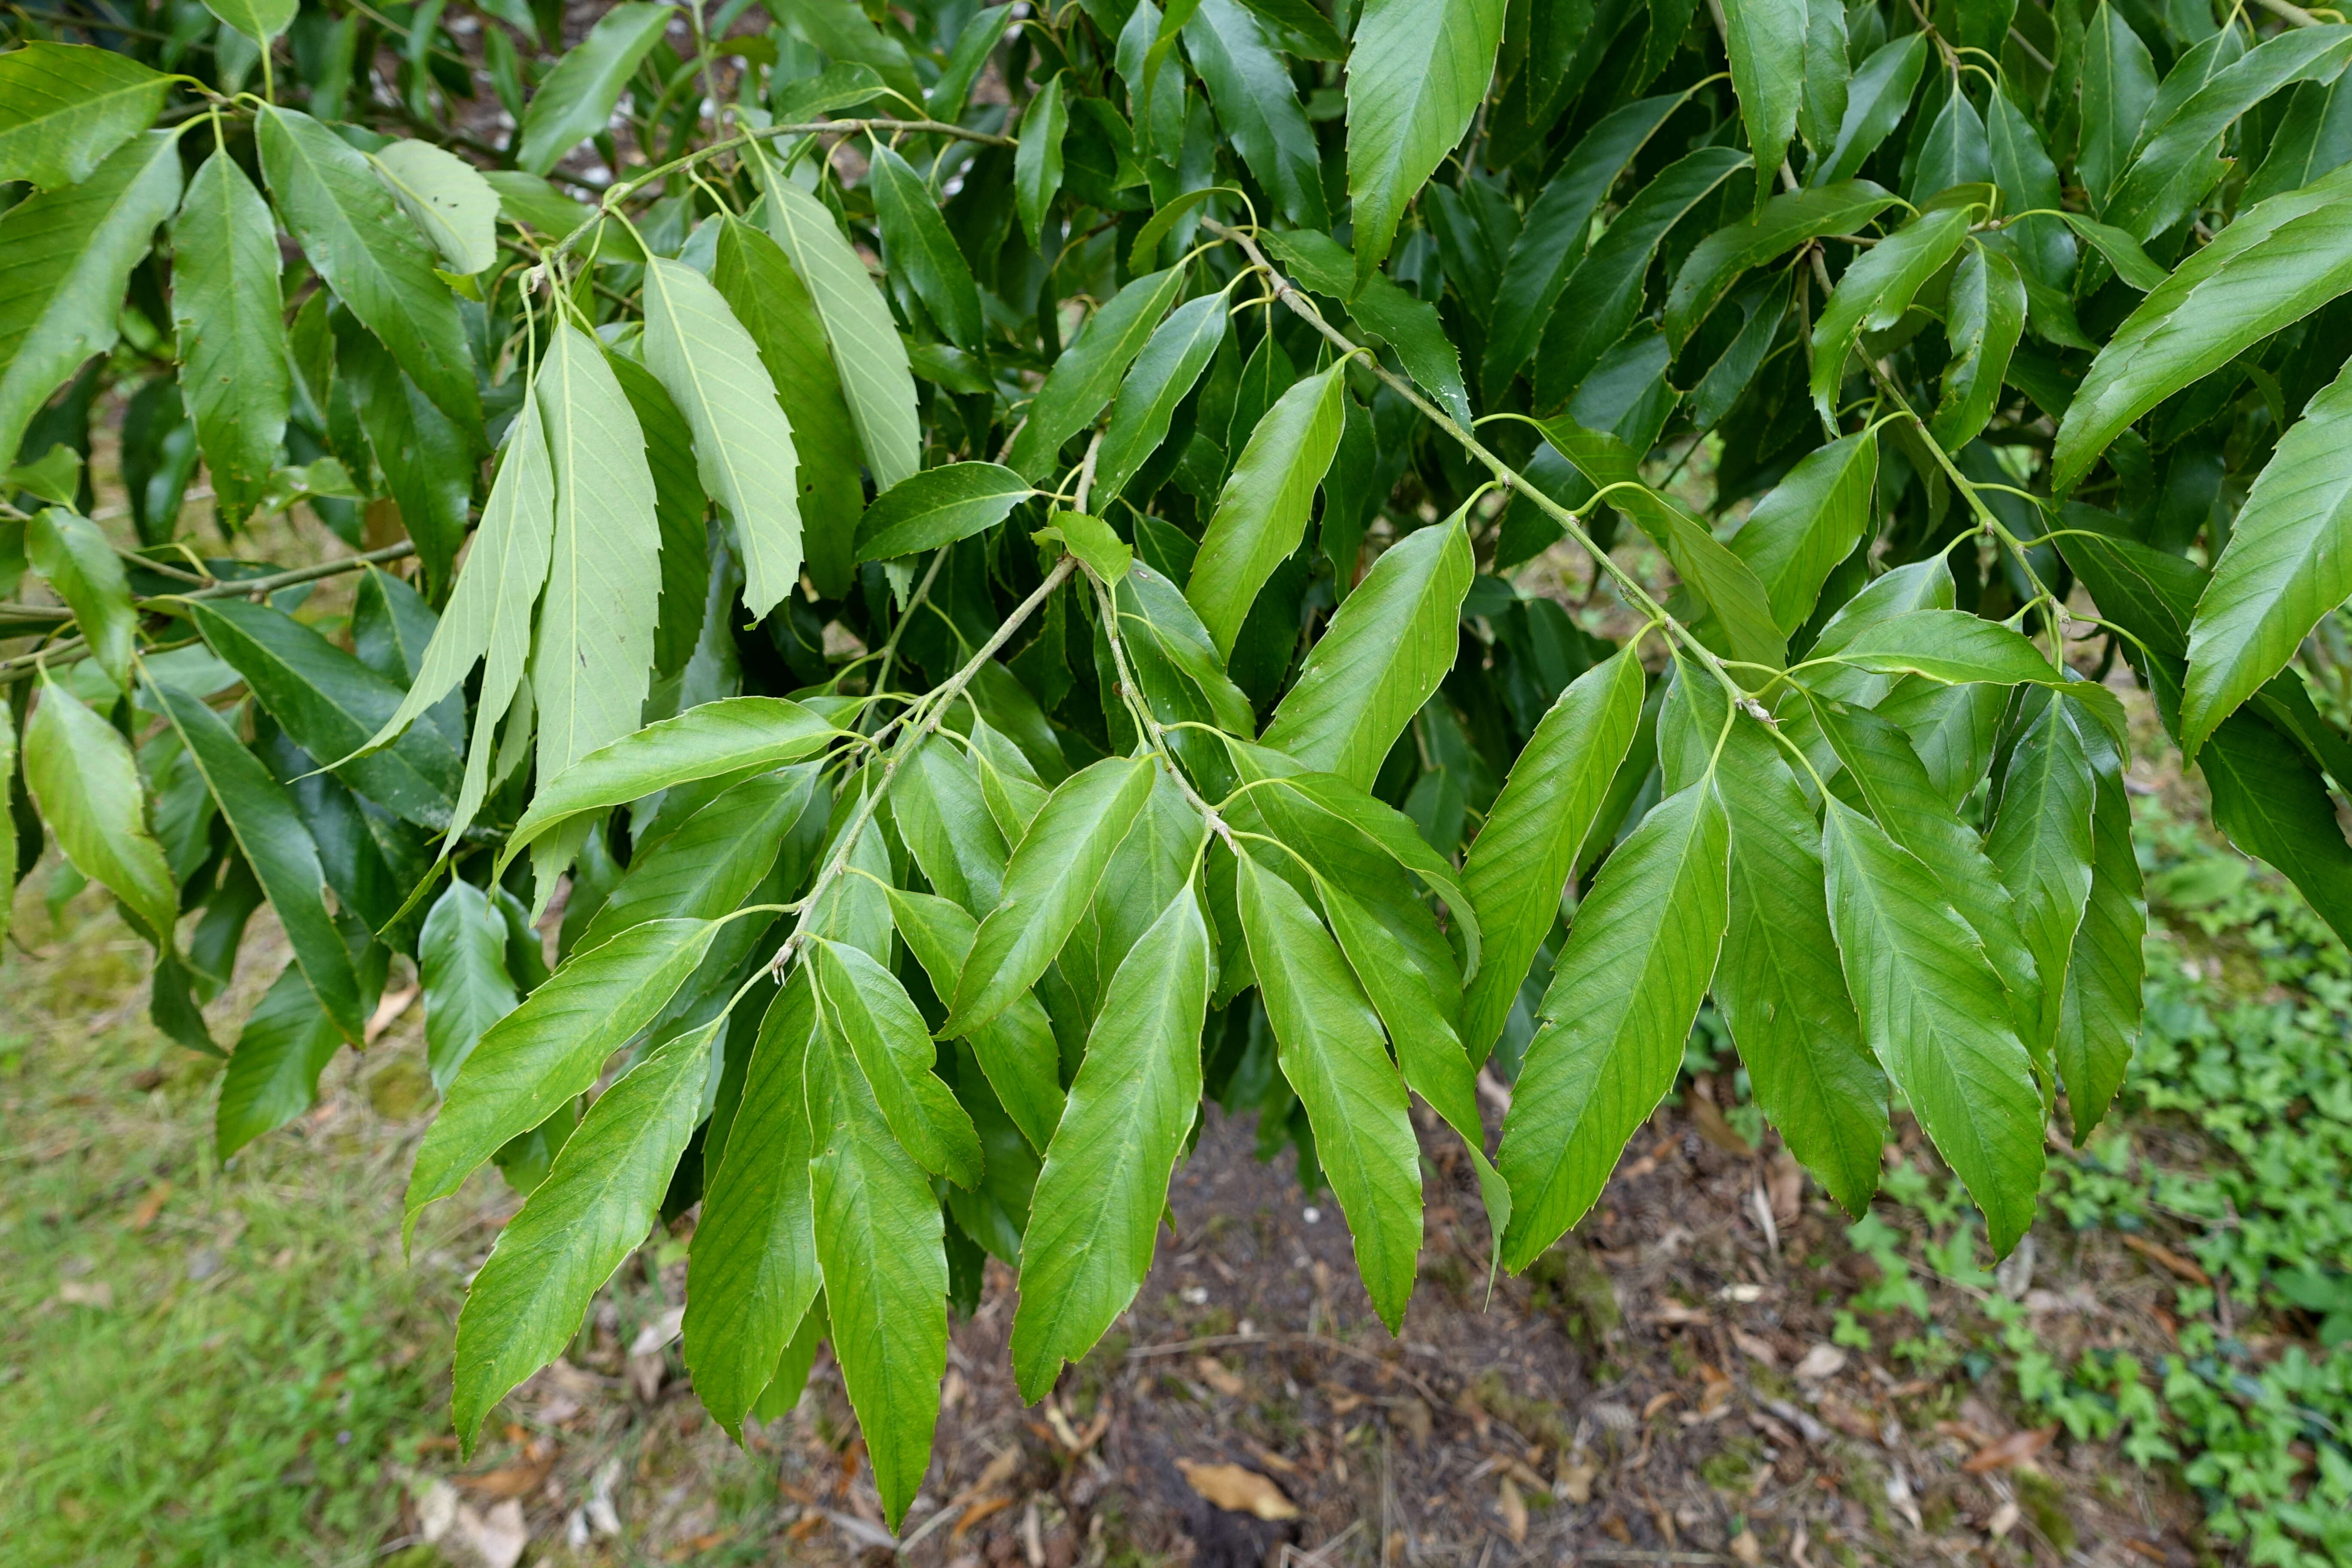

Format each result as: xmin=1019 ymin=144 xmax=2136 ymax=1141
xmin=4 ymin=0 xmax=2352 ymax=1525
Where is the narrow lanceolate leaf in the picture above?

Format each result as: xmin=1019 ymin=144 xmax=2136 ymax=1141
xmin=1005 ymin=266 xmax=1188 ymax=482
xmin=150 ymin=683 xmax=366 ymax=1044
xmin=1811 ymin=32 xmax=1929 ymax=187
xmin=2199 ymin=710 xmax=2352 ymax=946
xmin=579 ymin=770 xmax=808 ymax=946
xmin=1929 ymin=243 xmax=2027 ymax=451
xmin=514 ymin=2 xmax=674 ymax=174
xmin=1236 ymin=849 xmax=1423 ymax=1329
xmin=1665 ymin=181 xmax=1898 ymax=347
xmin=1344 ymin=0 xmax=1508 ymax=291
xmin=763 ymin=176 xmax=920 ymax=492
xmin=1461 ymin=648 xmax=1647 ymax=1065
xmin=1728 ymin=432 xmax=1876 ymax=636
xmin=404 ymin=919 xmax=720 ymax=1233
xmin=893 ymin=737 xmax=1011 ymax=915
xmin=0 ymin=42 xmax=167 ymax=190
xmin=810 ymin=938 xmax=983 ymax=1188
xmin=1822 ymin=609 xmax=2067 ymax=687
xmin=2079 ymin=0 xmax=2157 ymax=210
xmin=854 ymin=463 xmax=1032 ymax=560
xmin=26 ymin=508 xmax=133 ymax=693
xmin=1985 ymin=698 xmax=2095 ymax=1066
xmin=2057 ymin=750 xmax=2144 ymax=1143
xmin=1717 ymin=0 xmax=1809 ymax=207
xmin=1184 ymin=0 xmax=1329 ymax=228
xmin=170 ymin=150 xmax=287 ymax=521
xmin=887 ymin=888 xmax=1064 ymax=1155
xmin=1012 ymin=889 xmax=1210 ymax=1398
xmin=642 ymin=257 xmax=802 ymax=619
xmin=500 ymin=697 xmax=834 ymax=870
xmin=419 ymin=879 xmax=518 ymax=1091
xmin=1262 ymin=513 xmax=1472 ymax=787
xmin=23 ymin=673 xmax=180 ymax=944
xmin=1810 ymin=206 xmax=1971 ymax=419
xmin=806 ymin=1018 xmax=948 ymax=1530
xmin=1188 ymin=363 xmax=1348 ymax=659
xmin=452 ymin=1020 xmax=709 ymax=1449
xmin=1095 ymin=292 xmax=1228 ymax=507
xmin=0 ymin=129 xmax=183 ymax=465
xmin=371 ymin=138 xmax=499 ymax=276
xmin=1821 ymin=799 xmax=2044 ymax=1254
xmin=1316 ymin=872 xmax=1479 ymax=1150
xmin=947 ymin=755 xmax=1157 ymax=1035
xmin=1498 ymin=782 xmax=1730 ymax=1272
xmin=685 ymin=972 xmax=821 ymax=1437
xmin=2052 ymin=164 xmax=2352 ymax=491
xmin=1016 ymin=72 xmax=1068 ymax=249
xmin=531 ymin=324 xmax=662 ymax=796
xmin=217 ymin=960 xmax=349 ymax=1159
xmin=2182 ymin=361 xmax=2352 ymax=757
xmin=257 ymin=108 xmax=477 ymax=427
xmin=867 ymin=143 xmax=982 ymax=351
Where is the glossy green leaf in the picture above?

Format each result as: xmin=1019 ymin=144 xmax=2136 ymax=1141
xmin=892 ymin=734 xmax=1011 ymax=916
xmin=868 ymin=143 xmax=982 ymax=351
xmin=171 ymin=149 xmax=288 ymax=522
xmin=1728 ymin=432 xmax=1876 ymax=637
xmin=1016 ymin=72 xmax=1068 ymax=249
xmin=0 ymin=42 xmax=168 ymax=191
xmin=2199 ymin=708 xmax=2352 ymax=946
xmin=26 ymin=508 xmax=132 ymax=694
xmin=809 ymin=937 xmax=983 ymax=1188
xmin=1005 ymin=266 xmax=1188 ymax=483
xmin=1235 ymin=846 xmax=1422 ymax=1328
xmin=1115 ymin=565 xmax=1257 ymax=738
xmin=1810 ymin=32 xmax=1929 ymax=187
xmin=1187 ymin=362 xmax=1346 ymax=659
xmin=23 ymin=672 xmax=179 ymax=944
xmin=2058 ymin=212 xmax=2169 ymax=291
xmin=514 ymin=3 xmax=674 ymax=174
xmin=886 ymin=887 xmax=1065 ymax=1155
xmin=1347 ymin=273 xmax=1473 ymax=429
xmin=1666 ymin=181 xmax=1897 ymax=348
xmin=1344 ymin=0 xmax=1507 ymax=291
xmin=855 ymin=463 xmax=1033 ymax=560
xmin=452 ymin=1018 xmax=710 ymax=1449
xmin=1184 ymin=0 xmax=1329 ymax=228
xmin=1822 ymin=608 xmax=2067 ymax=687
xmin=2079 ymin=1 xmax=2157 ymax=210
xmin=214 ymin=959 xmax=343 ymax=1158
xmin=1461 ymin=647 xmax=1646 ymax=1065
xmin=1985 ymin=697 xmax=2095 ymax=1066
xmin=762 ymin=175 xmax=920 ymax=493
xmin=579 ymin=769 xmax=808 ymax=947
xmin=1011 ymin=887 xmax=1210 ymax=1397
xmin=419 ymin=879 xmax=518 ymax=1092
xmin=1929 ymin=243 xmax=2027 ymax=450
xmin=370 ymin=138 xmax=498 ymax=275
xmin=2057 ymin=744 xmax=2145 ymax=1142
xmin=1820 ymin=797 xmax=2043 ymax=1254
xmin=1717 ymin=0 xmax=1808 ymax=203
xmin=1798 ymin=0 xmax=1850 ymax=157
xmin=1498 ymin=780 xmax=1729 ymax=1272
xmin=1095 ymin=292 xmax=1231 ymax=506
xmin=1809 ymin=206 xmax=1970 ymax=419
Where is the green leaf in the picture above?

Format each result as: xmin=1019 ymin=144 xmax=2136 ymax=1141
xmin=1041 ymin=509 xmax=1131 ymax=582
xmin=1727 ymin=432 xmax=1877 ymax=636
xmin=149 ymin=682 xmax=367 ymax=1044
xmin=805 ymin=1002 xmax=948 ymax=1530
xmin=26 ymin=508 xmax=132 ymax=694
xmin=761 ymin=174 xmax=920 ymax=492
xmin=855 ymin=463 xmax=1032 ymax=560
xmin=809 ymin=937 xmax=983 ymax=1188
xmin=867 ymin=143 xmax=982 ymax=352
xmin=929 ymin=4 xmax=1012 ymax=122
xmin=1346 ymin=274 xmax=1473 ymax=429
xmin=1235 ymin=846 xmax=1422 ymax=1328
xmin=0 ymin=129 xmax=183 ymax=468
xmin=1237 ymin=0 xmax=1346 ymax=57
xmin=529 ymin=323 xmax=664 ymax=806
xmin=172 ymin=149 xmax=289 ymax=523
xmin=0 ymin=42 xmax=168 ymax=190
xmin=1261 ymin=509 xmax=1472 ymax=787
xmin=578 ymin=769 xmax=809 ymax=946
xmin=1809 ymin=206 xmax=1970 ymax=419
xmin=337 ymin=318 xmax=475 ymax=592
xmin=2058 ymin=212 xmax=2169 ymax=291
xmin=500 ymin=698 xmax=834 ymax=872
xmin=1016 ymin=72 xmax=1069 ymax=249
xmin=1095 ymin=292 xmax=1230 ymax=507
xmin=258 ymin=107 xmax=477 ymax=428
xmin=1344 ymin=0 xmax=1508 ymax=291
xmin=1011 ymin=886 xmax=1210 ymax=1397
xmin=1314 ymin=869 xmax=1479 ymax=1144
xmin=886 ymin=887 xmax=1065 ymax=1155
xmin=1484 ymin=92 xmax=1688 ymax=400
xmin=2053 ymin=164 xmax=2352 ymax=492
xmin=1115 ymin=565 xmax=1257 ymax=738
xmin=892 ymin=734 xmax=1011 ymax=916
xmin=2056 ymin=744 xmax=2144 ymax=1142
xmin=1985 ymin=697 xmax=2095 ymax=1067
xmin=1130 ymin=185 xmax=1235 ymax=269
xmin=200 ymin=0 xmax=294 ymax=44
xmin=186 ymin=598 xmax=463 ymax=830
xmin=947 ymin=755 xmax=1157 ymax=1035
xmin=641 ymin=256 xmax=802 ymax=620
xmin=1798 ymin=0 xmax=1850 ymax=157
xmin=452 ymin=1018 xmax=710 ymax=1449
xmin=2199 ymin=708 xmax=2352 ymax=946
xmin=2182 ymin=360 xmax=2352 ymax=757
xmin=1005 ymin=266 xmax=1188 ymax=483
xmin=514 ymin=3 xmax=674 ymax=175
xmin=1929 ymin=242 xmax=2027 ymax=451
xmin=2079 ymin=2 xmax=2158 ymax=211
xmin=369 ymin=138 xmax=497 ymax=275
xmin=1820 ymin=608 xmax=2067 ymax=687
xmin=777 ymin=0 xmax=925 ymax=109
xmin=1498 ymin=779 xmax=1729 ymax=1271
xmin=1810 ymin=32 xmax=1929 ymax=187
xmin=1184 ymin=0 xmax=1329 ymax=228
xmin=1820 ymin=797 xmax=2043 ymax=1254
xmin=1536 ymin=147 xmax=1752 ymax=406
xmin=23 ymin=672 xmax=180 ymax=944
xmin=419 ymin=879 xmax=518 ymax=1092
xmin=1187 ymin=362 xmax=1347 ymax=660
xmin=1718 ymin=0 xmax=1808 ymax=203
xmin=1666 ymin=181 xmax=1897 ymax=348
xmin=0 ymin=703 xmax=14 ymax=954
xmin=214 ymin=959 xmax=341 ymax=1158
xmin=405 ymin=917 xmax=720 ymax=1234
xmin=481 ymin=168 xmax=643 ymax=260
xmin=684 ymin=971 xmax=821 ymax=1437
xmin=1461 ymin=647 xmax=1646 ymax=1065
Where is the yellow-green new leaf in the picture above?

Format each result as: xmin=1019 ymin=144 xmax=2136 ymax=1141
xmin=23 ymin=672 xmax=180 ymax=945
xmin=26 ymin=508 xmax=133 ymax=693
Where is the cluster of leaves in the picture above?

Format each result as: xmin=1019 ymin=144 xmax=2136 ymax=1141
xmin=5 ymin=0 xmax=2352 ymax=1526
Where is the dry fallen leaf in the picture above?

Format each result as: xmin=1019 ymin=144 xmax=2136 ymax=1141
xmin=1497 ymin=1476 xmax=1528 ymax=1544
xmin=1175 ymin=1459 xmax=1299 ymax=1520
xmin=58 ymin=1280 xmax=114 ymax=1311
xmin=1248 ymin=1442 xmax=1300 ymax=1476
xmin=1696 ymin=1362 xmax=1733 ymax=1415
xmin=127 ymin=1181 xmax=172 ymax=1231
xmin=1986 ymin=1500 xmax=2021 ymax=1539
xmin=455 ymin=1442 xmax=555 ymax=1500
xmin=1195 ymin=1356 xmax=1248 ymax=1398
xmin=1962 ymin=1426 xmax=2056 ymax=1473
xmin=1767 ymin=1151 xmax=1804 ymax=1226
xmin=1793 ymin=1343 xmax=1848 ymax=1381
xmin=1730 ymin=1327 xmax=1779 ymax=1368
xmin=1556 ymin=1455 xmax=1597 ymax=1504
xmin=2121 ymin=1234 xmax=2211 ymax=1286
